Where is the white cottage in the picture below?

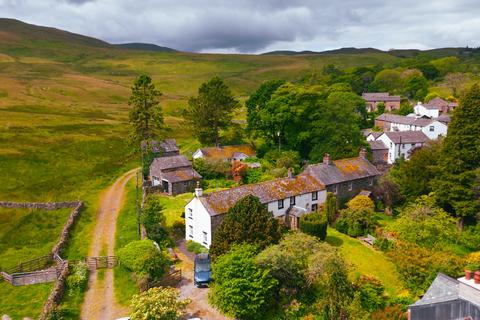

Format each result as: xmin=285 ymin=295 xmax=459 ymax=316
xmin=184 ymin=170 xmax=326 ymax=248
xmin=374 ymin=131 xmax=429 ymax=164
xmin=374 ymin=113 xmax=447 ymax=140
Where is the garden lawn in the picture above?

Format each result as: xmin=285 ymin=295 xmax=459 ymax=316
xmin=157 ymin=193 xmax=193 ymax=226
xmin=114 ymin=177 xmax=141 ymax=306
xmin=326 ymin=228 xmax=405 ymax=296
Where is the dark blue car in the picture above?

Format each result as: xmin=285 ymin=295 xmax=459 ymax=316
xmin=194 ymin=253 xmax=212 ymax=287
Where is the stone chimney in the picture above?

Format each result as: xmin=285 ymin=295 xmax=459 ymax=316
xmin=359 ymin=148 xmax=367 ymax=159
xmin=287 ymin=167 xmax=294 ymax=179
xmin=323 ymin=153 xmax=331 ymax=165
xmin=194 ymin=181 xmax=203 ymax=197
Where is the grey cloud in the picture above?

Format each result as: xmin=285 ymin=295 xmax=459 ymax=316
xmin=0 ymin=0 xmax=479 ymax=53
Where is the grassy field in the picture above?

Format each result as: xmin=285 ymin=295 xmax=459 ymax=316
xmin=326 ymin=228 xmax=405 ymax=296
xmin=0 ymin=207 xmax=71 ymax=318
xmin=114 ymin=177 xmax=141 ymax=307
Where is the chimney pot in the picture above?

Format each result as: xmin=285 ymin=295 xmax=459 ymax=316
xmin=359 ymin=148 xmax=367 ymax=159
xmin=287 ymin=168 xmax=294 ymax=179
xmin=195 ymin=181 xmax=203 ymax=197
xmin=323 ymin=153 xmax=331 ymax=165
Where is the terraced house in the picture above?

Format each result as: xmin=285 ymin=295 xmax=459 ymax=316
xmin=185 ymin=149 xmax=379 ymax=247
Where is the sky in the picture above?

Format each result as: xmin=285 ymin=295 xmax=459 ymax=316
xmin=1 ymin=0 xmax=480 ymax=53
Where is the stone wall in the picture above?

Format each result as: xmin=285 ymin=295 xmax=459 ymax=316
xmin=51 ymin=202 xmax=83 ymax=257
xmin=0 ymin=201 xmax=80 ymax=210
xmin=39 ymin=262 xmax=69 ymax=320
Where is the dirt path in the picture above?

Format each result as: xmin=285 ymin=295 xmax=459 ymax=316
xmin=80 ymin=168 xmax=138 ymax=320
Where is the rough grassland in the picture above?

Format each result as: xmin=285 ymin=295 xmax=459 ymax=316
xmin=326 ymin=228 xmax=405 ymax=296
xmin=0 ymin=207 xmax=71 ymax=318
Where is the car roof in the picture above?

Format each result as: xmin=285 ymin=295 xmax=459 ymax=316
xmin=195 ymin=253 xmax=210 ymax=261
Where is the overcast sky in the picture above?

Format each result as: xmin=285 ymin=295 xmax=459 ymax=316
xmin=1 ymin=0 xmax=479 ymax=53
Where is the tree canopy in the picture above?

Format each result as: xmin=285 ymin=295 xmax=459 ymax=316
xmin=182 ymin=76 xmax=239 ymax=145
xmin=208 ymin=244 xmax=278 ymax=320
xmin=432 ymin=84 xmax=480 ymax=221
xmin=209 ymin=195 xmax=284 ymax=260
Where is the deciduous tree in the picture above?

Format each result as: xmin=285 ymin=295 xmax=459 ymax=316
xmin=209 ymin=244 xmax=278 ymax=320
xmin=182 ymin=76 xmax=239 ymax=145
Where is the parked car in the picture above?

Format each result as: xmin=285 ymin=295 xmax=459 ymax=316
xmin=194 ymin=253 xmax=212 ymax=287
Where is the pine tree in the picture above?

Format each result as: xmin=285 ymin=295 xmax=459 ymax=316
xmin=128 ymin=75 xmax=166 ymax=146
xmin=433 ymin=84 xmax=480 ymax=224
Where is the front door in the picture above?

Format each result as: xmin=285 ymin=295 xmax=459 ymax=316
xmin=162 ymin=180 xmax=169 ymax=193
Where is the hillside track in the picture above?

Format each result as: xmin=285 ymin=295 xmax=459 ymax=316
xmin=80 ymin=168 xmax=138 ymax=320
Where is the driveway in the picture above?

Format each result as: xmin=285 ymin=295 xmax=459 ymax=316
xmin=176 ymin=241 xmax=228 ymax=320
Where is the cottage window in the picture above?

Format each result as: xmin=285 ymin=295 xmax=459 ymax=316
xmin=369 ymin=178 xmax=373 ymax=186
xmin=290 ymin=196 xmax=295 ymax=205
xmin=348 ymin=182 xmax=353 ymax=191
xmin=188 ymin=225 xmax=193 ymax=238
xmin=411 ymin=143 xmax=415 ymax=147
xmin=203 ymin=231 xmax=208 ymax=245
xmin=333 ymin=185 xmax=338 ymax=195
xmin=278 ymin=199 xmax=284 ymax=209
xmin=402 ymin=144 xmax=405 ymax=149
xmin=312 ymin=204 xmax=318 ymax=212
xmin=188 ymin=208 xmax=193 ymax=219
xmin=390 ymin=142 xmax=393 ymax=148
xmin=312 ymin=191 xmax=318 ymax=200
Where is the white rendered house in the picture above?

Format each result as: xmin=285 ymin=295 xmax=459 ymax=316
xmin=375 ymin=131 xmax=429 ymax=164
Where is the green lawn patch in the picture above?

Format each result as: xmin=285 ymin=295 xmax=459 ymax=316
xmin=114 ymin=177 xmax=140 ymax=306
xmin=0 ymin=282 xmax=53 ymax=319
xmin=326 ymin=228 xmax=405 ymax=296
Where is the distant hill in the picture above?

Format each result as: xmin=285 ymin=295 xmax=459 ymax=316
xmin=262 ymin=47 xmax=385 ymax=56
xmin=0 ymin=18 xmax=110 ymax=47
xmin=114 ymin=42 xmax=177 ymax=52
xmin=262 ymin=46 xmax=475 ymax=59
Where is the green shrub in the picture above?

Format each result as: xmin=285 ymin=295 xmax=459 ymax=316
xmin=118 ymin=239 xmax=171 ymax=280
xmin=186 ymin=240 xmax=208 ymax=254
xmin=335 ymin=208 xmax=376 ymax=237
xmin=148 ymin=224 xmax=174 ymax=248
xmin=374 ymin=237 xmax=393 ymax=252
xmin=354 ymin=275 xmax=387 ymax=312
xmin=66 ymin=261 xmax=88 ymax=292
xmin=299 ymin=212 xmax=328 ymax=240
xmin=130 ymin=287 xmax=190 ymax=320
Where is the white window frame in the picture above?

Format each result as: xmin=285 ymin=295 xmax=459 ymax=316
xmin=348 ymin=181 xmax=353 ymax=191
xmin=188 ymin=225 xmax=193 ymax=238
xmin=290 ymin=196 xmax=295 ymax=206
xmin=312 ymin=191 xmax=318 ymax=200
xmin=429 ymin=125 xmax=434 ymax=132
xmin=203 ymin=231 xmax=208 ymax=244
xmin=188 ymin=208 xmax=193 ymax=219
xmin=278 ymin=199 xmax=284 ymax=210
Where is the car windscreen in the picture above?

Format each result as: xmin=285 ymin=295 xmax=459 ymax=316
xmin=195 ymin=261 xmax=211 ymax=272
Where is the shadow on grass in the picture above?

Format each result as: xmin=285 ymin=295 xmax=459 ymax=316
xmin=325 ymin=235 xmax=343 ymax=247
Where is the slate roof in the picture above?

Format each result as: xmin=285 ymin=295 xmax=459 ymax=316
xmin=199 ymin=174 xmax=325 ymax=216
xmin=424 ymin=97 xmax=458 ymax=110
xmin=367 ymin=132 xmax=383 ymax=139
xmin=141 ymin=139 xmax=179 ymax=154
xmin=150 ymin=155 xmax=191 ymax=173
xmin=197 ymin=145 xmax=256 ymax=160
xmin=362 ymin=92 xmax=401 ymax=102
xmin=303 ymin=157 xmax=380 ymax=186
xmin=288 ymin=206 xmax=307 ymax=218
xmin=376 ymin=113 xmax=434 ymax=127
xmin=413 ymin=273 xmax=460 ymax=306
xmin=368 ymin=140 xmax=388 ymax=150
xmin=382 ymin=131 xmax=430 ymax=144
xmin=435 ymin=115 xmax=452 ymax=124
xmin=161 ymin=168 xmax=201 ymax=183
